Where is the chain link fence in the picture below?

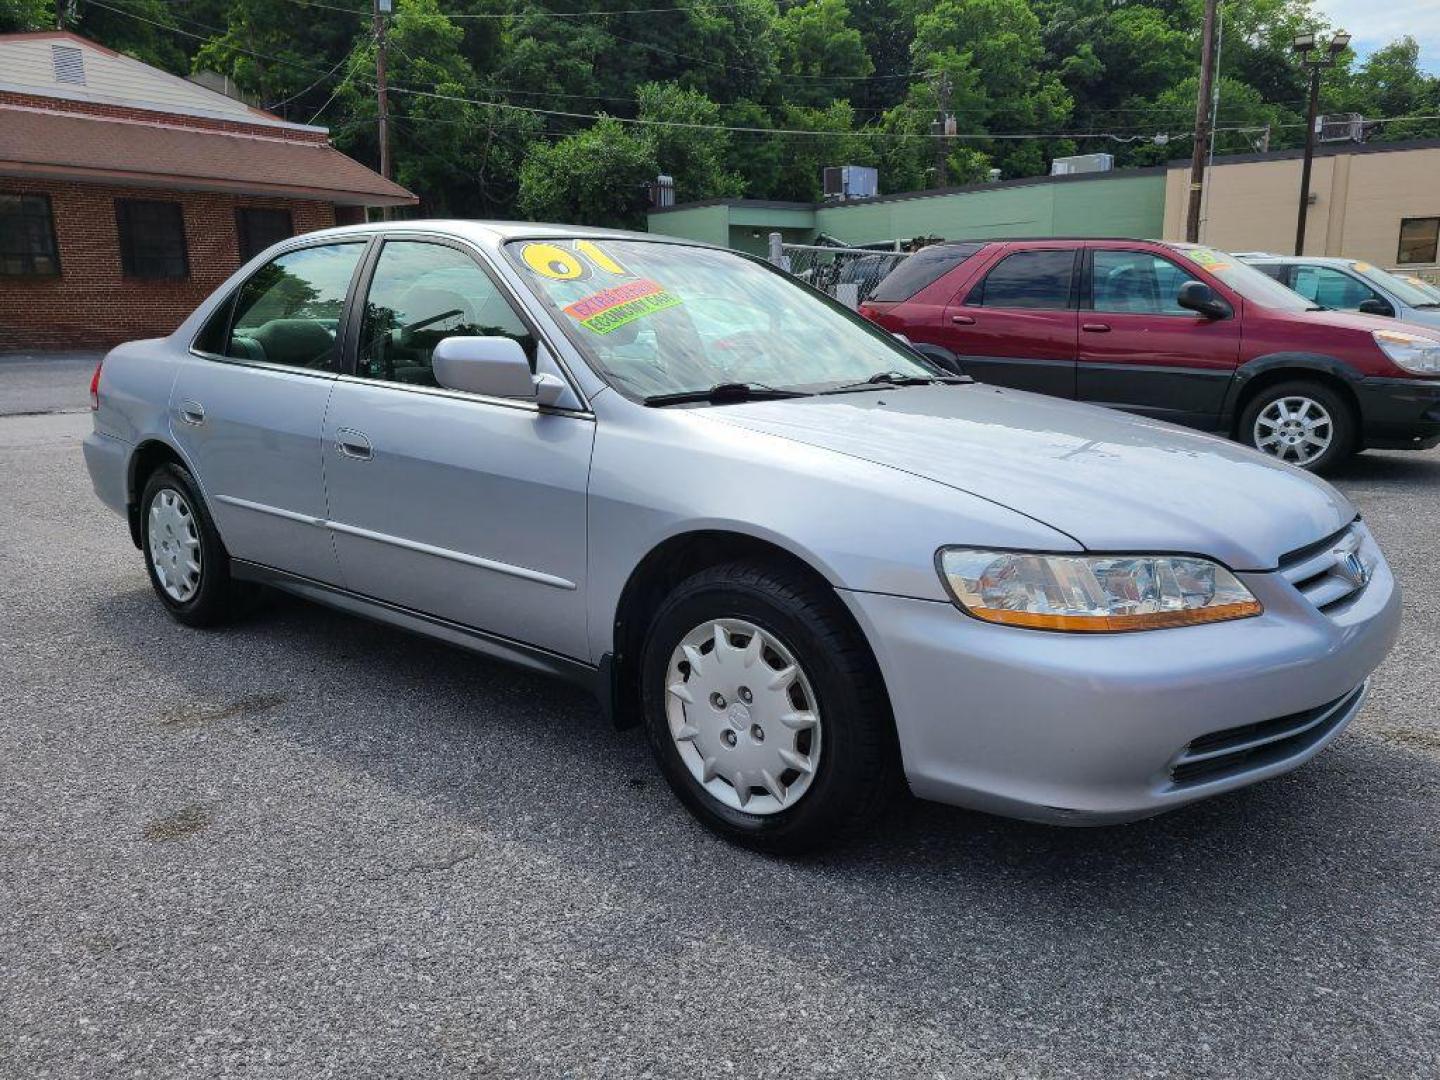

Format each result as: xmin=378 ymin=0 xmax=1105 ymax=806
xmin=767 ymin=234 xmax=909 ymax=309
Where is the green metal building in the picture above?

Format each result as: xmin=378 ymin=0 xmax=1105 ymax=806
xmin=647 ymin=167 xmax=1169 ymax=252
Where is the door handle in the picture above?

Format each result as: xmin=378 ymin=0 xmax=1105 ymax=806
xmin=1082 ymin=322 xmax=1111 ymax=333
xmin=178 ymin=399 xmax=205 ymax=425
xmin=336 ymin=428 xmax=373 ymax=461
xmin=950 ymin=314 xmax=976 ymax=325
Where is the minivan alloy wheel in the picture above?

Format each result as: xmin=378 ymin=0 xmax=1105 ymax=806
xmin=1253 ymin=395 xmax=1333 ymax=465
xmin=665 ymin=618 xmax=822 ymax=815
xmin=147 ymin=487 xmax=202 ymax=602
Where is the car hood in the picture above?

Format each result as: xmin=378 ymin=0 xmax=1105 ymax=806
xmin=703 ymin=385 xmax=1356 ymax=570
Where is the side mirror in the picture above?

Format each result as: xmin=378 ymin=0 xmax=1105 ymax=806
xmin=432 ymin=336 xmax=565 ymax=405
xmin=1177 ymin=280 xmax=1231 ymax=319
xmin=1358 ymin=298 xmax=1394 ymax=317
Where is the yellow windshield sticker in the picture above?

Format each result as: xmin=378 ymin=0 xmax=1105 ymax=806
xmin=563 ymin=278 xmax=681 ymax=334
xmin=522 ymin=242 xmax=587 ymax=280
xmin=574 ymin=240 xmax=628 ymax=275
xmin=1188 ymin=247 xmax=1226 ymax=267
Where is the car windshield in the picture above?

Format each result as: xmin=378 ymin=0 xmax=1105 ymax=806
xmin=505 ymin=238 xmax=940 ymax=399
xmin=1165 ymin=244 xmax=1315 ymax=312
xmin=1351 ymin=262 xmax=1440 ymax=307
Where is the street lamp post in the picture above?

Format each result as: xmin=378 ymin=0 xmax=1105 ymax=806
xmin=1292 ymin=30 xmax=1351 ymax=255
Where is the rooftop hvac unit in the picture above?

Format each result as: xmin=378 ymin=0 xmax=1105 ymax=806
xmin=1049 ymin=153 xmax=1114 ymax=176
xmin=822 ymin=165 xmax=879 ymax=201
xmin=1318 ymin=113 xmax=1364 ymax=143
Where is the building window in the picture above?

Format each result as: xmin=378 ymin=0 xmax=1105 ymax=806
xmin=236 ymin=208 xmax=294 ymax=262
xmin=0 ymin=194 xmax=61 ymax=277
xmin=116 ymin=199 xmax=189 ymax=279
xmin=1397 ymin=218 xmax=1439 ymax=265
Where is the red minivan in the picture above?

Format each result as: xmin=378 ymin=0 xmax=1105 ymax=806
xmin=859 ymin=238 xmax=1440 ymax=471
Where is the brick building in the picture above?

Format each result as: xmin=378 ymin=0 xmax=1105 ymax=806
xmin=0 ymin=31 xmax=415 ymax=350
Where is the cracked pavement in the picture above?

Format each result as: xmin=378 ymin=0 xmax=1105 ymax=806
xmin=2 ymin=357 xmax=1439 ymax=1078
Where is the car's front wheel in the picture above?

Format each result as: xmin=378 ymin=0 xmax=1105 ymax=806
xmin=640 ymin=561 xmax=899 ymax=853
xmin=140 ymin=463 xmax=249 ymax=627
xmin=1239 ymin=380 xmax=1356 ymax=472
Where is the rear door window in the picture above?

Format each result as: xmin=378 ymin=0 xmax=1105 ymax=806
xmin=226 ymin=242 xmax=366 ymax=370
xmin=868 ymin=243 xmax=983 ymax=302
xmin=969 ymin=249 xmax=1077 ymax=309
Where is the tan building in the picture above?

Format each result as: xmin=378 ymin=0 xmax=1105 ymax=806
xmin=1163 ymin=139 xmax=1440 ymax=270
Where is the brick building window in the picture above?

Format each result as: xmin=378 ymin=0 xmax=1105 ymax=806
xmin=236 ymin=208 xmax=294 ymax=262
xmin=1397 ymin=218 xmax=1439 ymax=265
xmin=116 ymin=199 xmax=189 ymax=279
xmin=0 ymin=193 xmax=61 ymax=276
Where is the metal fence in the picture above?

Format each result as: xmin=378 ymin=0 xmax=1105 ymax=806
xmin=767 ymin=233 xmax=909 ymax=309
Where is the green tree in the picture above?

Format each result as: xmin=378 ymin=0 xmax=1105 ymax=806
xmin=0 ymin=0 xmax=50 ymax=34
xmin=773 ymin=0 xmax=873 ymax=109
xmin=517 ymin=117 xmax=659 ymax=227
xmin=636 ymin=83 xmax=745 ymax=202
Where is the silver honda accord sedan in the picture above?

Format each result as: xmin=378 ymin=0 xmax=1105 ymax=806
xmin=83 ymin=221 xmax=1401 ymax=851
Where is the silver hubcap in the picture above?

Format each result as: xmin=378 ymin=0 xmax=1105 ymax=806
xmin=147 ymin=488 xmax=202 ymax=602
xmin=664 ymin=618 xmax=821 ymax=815
xmin=1254 ymin=396 xmax=1333 ymax=465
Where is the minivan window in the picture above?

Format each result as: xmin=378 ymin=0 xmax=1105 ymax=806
xmin=869 ymin=243 xmax=983 ymax=302
xmin=356 ymin=240 xmax=536 ymax=387
xmin=226 ymin=242 xmax=364 ymax=370
xmin=969 ymin=249 xmax=1075 ymax=309
xmin=1091 ymin=250 xmax=1191 ymax=315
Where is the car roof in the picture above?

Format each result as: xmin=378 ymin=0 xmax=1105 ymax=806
xmin=1240 ymin=254 xmax=1357 ymax=268
xmin=281 ymin=219 xmax=719 ymax=252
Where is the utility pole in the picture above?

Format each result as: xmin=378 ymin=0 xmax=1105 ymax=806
xmin=933 ymin=72 xmax=952 ymax=190
xmin=373 ymin=0 xmax=393 ymax=220
xmin=1291 ymin=30 xmax=1349 ymax=255
xmin=1294 ymin=67 xmax=1321 ymax=254
xmin=1184 ymin=0 xmax=1219 ymax=242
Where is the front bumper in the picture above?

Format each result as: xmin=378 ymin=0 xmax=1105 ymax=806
xmin=1355 ymin=376 xmax=1440 ymax=450
xmin=840 ymin=531 xmax=1400 ymax=825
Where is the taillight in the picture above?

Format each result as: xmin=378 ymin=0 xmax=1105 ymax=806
xmin=89 ymin=358 xmax=103 ymax=410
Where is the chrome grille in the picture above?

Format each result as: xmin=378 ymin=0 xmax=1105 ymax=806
xmin=1169 ymin=684 xmax=1365 ymax=787
xmin=1279 ymin=521 xmax=1373 ymax=613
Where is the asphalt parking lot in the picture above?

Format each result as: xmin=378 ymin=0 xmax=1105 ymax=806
xmin=2 ymin=353 xmax=1438 ymax=1079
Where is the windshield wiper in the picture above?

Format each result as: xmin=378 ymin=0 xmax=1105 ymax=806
xmin=643 ymin=382 xmax=813 ymax=407
xmin=821 ymin=371 xmax=970 ymax=394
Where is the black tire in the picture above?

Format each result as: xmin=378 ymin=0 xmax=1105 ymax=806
xmin=1237 ymin=379 xmax=1357 ymax=473
xmin=139 ymin=463 xmax=250 ymax=627
xmin=640 ymin=560 xmax=900 ymax=854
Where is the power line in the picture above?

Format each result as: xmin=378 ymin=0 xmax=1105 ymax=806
xmin=267 ymin=40 xmax=359 ymax=109
xmin=267 ymin=0 xmax=763 ymax=16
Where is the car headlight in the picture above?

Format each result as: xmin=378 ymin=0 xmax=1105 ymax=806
xmin=1373 ymin=329 xmax=1440 ymax=375
xmin=937 ymin=548 xmax=1262 ymax=632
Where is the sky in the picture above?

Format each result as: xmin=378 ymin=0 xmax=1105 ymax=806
xmin=1311 ymin=0 xmax=1440 ymax=74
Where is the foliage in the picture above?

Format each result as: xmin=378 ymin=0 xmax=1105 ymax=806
xmin=54 ymin=0 xmax=1440 ymax=225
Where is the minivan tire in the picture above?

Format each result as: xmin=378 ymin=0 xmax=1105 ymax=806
xmin=139 ymin=463 xmax=251 ymax=627
xmin=640 ymin=560 xmax=900 ymax=854
xmin=1238 ymin=379 xmax=1357 ymax=473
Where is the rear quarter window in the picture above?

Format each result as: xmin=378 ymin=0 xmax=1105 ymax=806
xmin=868 ymin=243 xmax=984 ymax=302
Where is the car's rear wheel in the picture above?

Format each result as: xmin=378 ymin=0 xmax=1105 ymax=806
xmin=640 ymin=561 xmax=899 ymax=853
xmin=140 ymin=463 xmax=249 ymax=627
xmin=1239 ymin=380 xmax=1356 ymax=472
